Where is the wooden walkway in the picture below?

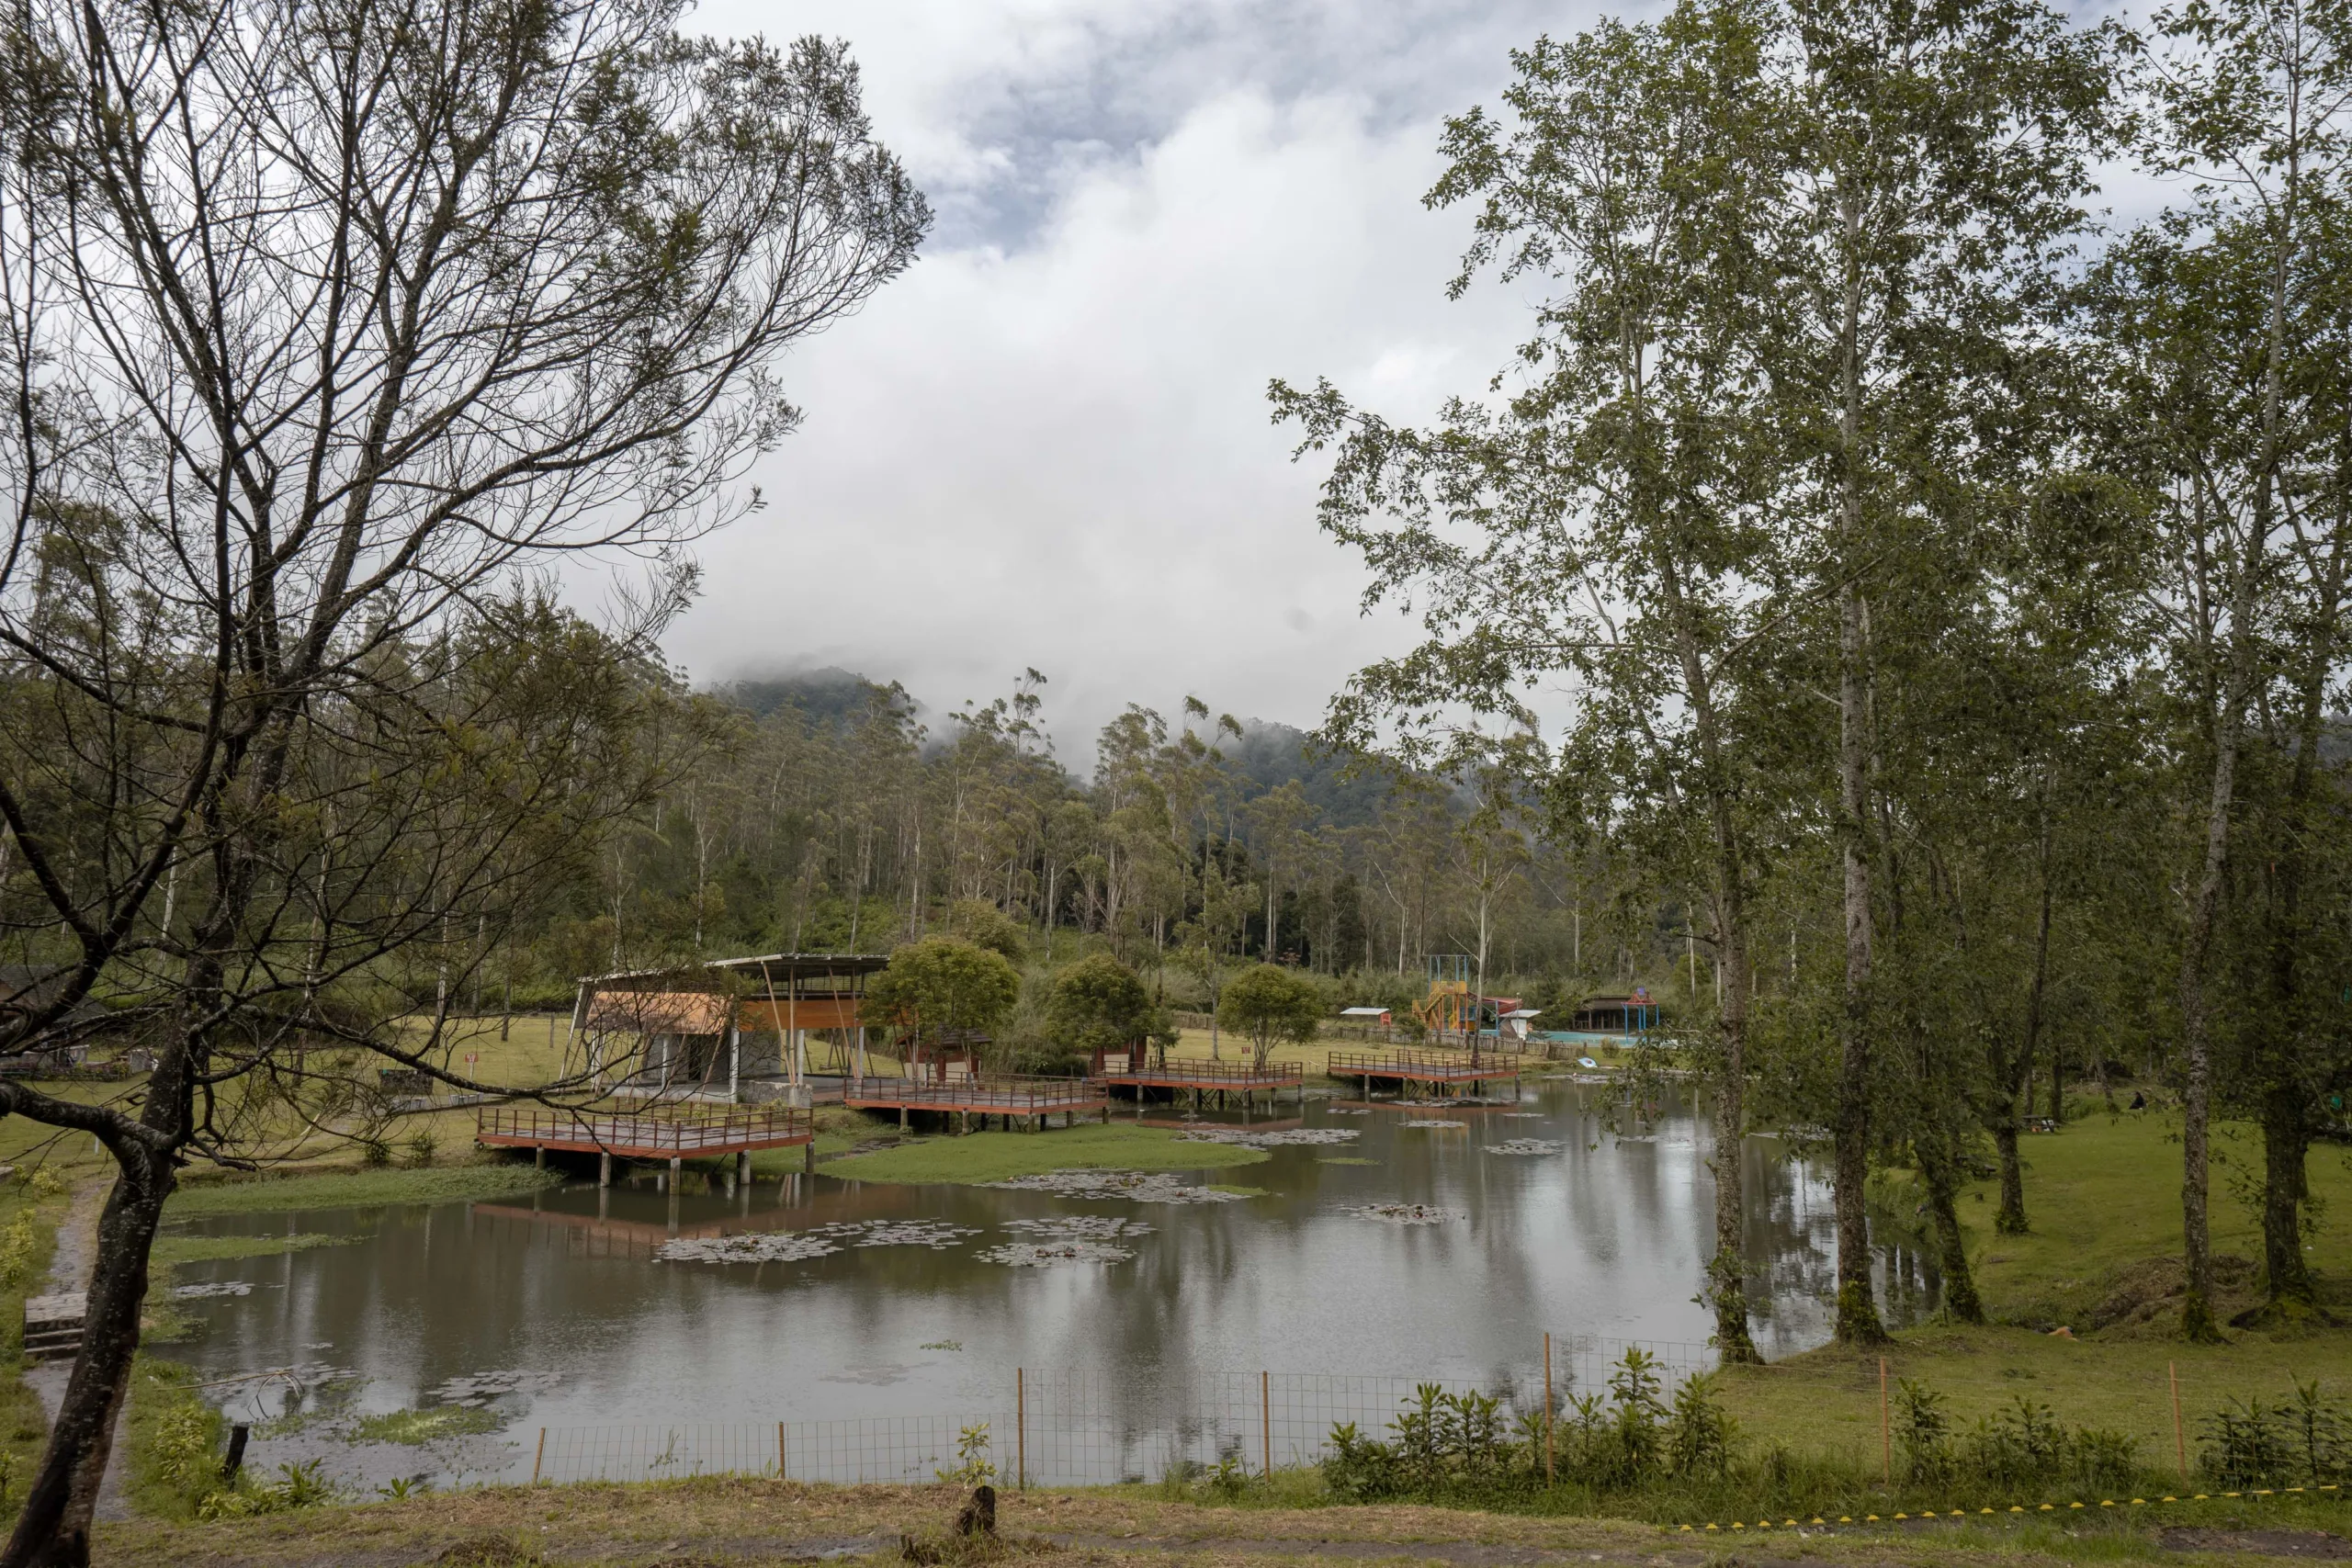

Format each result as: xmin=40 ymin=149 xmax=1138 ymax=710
xmin=842 ymin=1074 xmax=1107 ymax=1127
xmin=1098 ymin=1058 xmax=1302 ymax=1108
xmin=477 ymin=1105 xmax=812 ymax=1183
xmin=1325 ymin=1049 xmax=1527 ymax=1095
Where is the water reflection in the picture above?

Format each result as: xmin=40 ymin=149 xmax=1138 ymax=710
xmin=170 ymin=1077 xmax=1929 ymax=1478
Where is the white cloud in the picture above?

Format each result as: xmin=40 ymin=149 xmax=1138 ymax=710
xmin=660 ymin=8 xmax=1545 ymax=757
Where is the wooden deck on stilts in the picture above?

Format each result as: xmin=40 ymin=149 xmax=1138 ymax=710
xmin=1325 ymin=1049 xmax=1527 ymax=1095
xmin=842 ymin=1074 xmax=1108 ymax=1124
xmin=1098 ymin=1059 xmax=1301 ymax=1108
xmin=476 ymin=1104 xmax=812 ymax=1160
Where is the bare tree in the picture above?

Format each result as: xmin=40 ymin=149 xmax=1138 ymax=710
xmin=0 ymin=1 xmax=924 ymax=1558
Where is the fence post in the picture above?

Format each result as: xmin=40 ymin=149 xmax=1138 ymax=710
xmin=1017 ymin=1367 xmax=1026 ymax=1492
xmin=779 ymin=1420 xmax=788 ymax=1481
xmin=532 ymin=1427 xmax=547 ymax=1486
xmin=1262 ymin=1371 xmax=1272 ymax=1477
xmin=1879 ymin=1358 xmax=1891 ymax=1484
xmin=1544 ymin=1334 xmax=1555 ymax=1484
xmin=2171 ymin=1361 xmax=2187 ymax=1480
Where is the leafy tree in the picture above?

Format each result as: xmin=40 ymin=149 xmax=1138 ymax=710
xmin=2110 ymin=0 xmax=2352 ymax=1337
xmin=867 ymin=937 xmax=1023 ymax=1050
xmin=1273 ymin=0 xmax=1794 ymax=1361
xmin=1767 ymin=0 xmax=2123 ymax=1347
xmin=949 ymin=899 xmax=1031 ymax=965
xmin=1045 ymin=953 xmax=1158 ymax=1060
xmin=1217 ymin=963 xmax=1323 ymax=1070
xmin=0 ymin=1 xmax=924 ymax=1554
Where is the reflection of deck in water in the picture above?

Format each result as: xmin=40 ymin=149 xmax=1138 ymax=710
xmin=1326 ymin=1049 xmax=1528 ymax=1095
xmin=842 ymin=1074 xmax=1108 ymax=1128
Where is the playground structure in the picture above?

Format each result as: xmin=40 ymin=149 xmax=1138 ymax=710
xmin=1408 ymin=955 xmax=1522 ymax=1048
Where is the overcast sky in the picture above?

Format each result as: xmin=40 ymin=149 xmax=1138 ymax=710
xmin=656 ymin=0 xmax=1595 ymax=760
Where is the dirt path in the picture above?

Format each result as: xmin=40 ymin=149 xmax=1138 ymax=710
xmin=25 ymin=1175 xmax=134 ymax=1522
xmin=92 ymin=1478 xmax=2350 ymax=1568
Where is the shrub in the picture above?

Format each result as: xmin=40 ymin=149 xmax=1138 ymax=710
xmin=2203 ymin=1383 xmax=2351 ymax=1488
xmin=935 ymin=1421 xmax=997 ymax=1487
xmin=1966 ymin=1395 xmax=2068 ymax=1495
xmin=1602 ymin=1348 xmax=1668 ymax=1484
xmin=1895 ymin=1379 xmax=1954 ymax=1487
xmin=1666 ymin=1372 xmax=1736 ymax=1480
xmin=0 ymin=1211 xmax=40 ymax=1289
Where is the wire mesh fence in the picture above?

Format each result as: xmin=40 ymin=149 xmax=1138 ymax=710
xmin=527 ymin=1337 xmax=1721 ymax=1488
xmin=524 ymin=1344 xmax=2352 ymax=1509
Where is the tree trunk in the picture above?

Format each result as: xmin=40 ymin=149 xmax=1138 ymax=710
xmin=2243 ymin=516 xmax=2347 ymax=1321
xmin=1829 ymin=182 xmax=1887 ymax=1348
xmin=1832 ymin=577 xmax=1883 ymax=1343
xmin=1913 ymin=1122 xmax=1984 ymax=1324
xmin=0 ymin=1157 xmax=172 ymax=1567
xmin=1996 ymin=828 xmax=2053 ymax=1235
xmin=2256 ymin=1081 xmax=2316 ymax=1314
xmin=2177 ymin=519 xmax=2263 ymax=1343
xmin=1662 ymin=561 xmax=1758 ymax=1362
xmin=1993 ymin=1121 xmax=2027 ymax=1236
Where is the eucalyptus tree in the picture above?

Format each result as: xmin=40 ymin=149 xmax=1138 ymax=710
xmin=2086 ymin=0 xmax=2349 ymax=1334
xmin=1273 ymin=0 xmax=1792 ymax=1362
xmin=0 ymin=0 xmax=925 ymax=1557
xmin=1770 ymin=0 xmax=2124 ymax=1344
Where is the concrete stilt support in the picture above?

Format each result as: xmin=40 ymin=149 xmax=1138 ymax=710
xmin=900 ymin=1105 xmax=910 ymax=1130
xmin=668 ymin=1156 xmax=682 ymax=1189
xmin=803 ymin=1139 xmax=816 ymax=1172
xmin=599 ymin=1151 xmax=612 ymax=1188
xmin=534 ymin=1145 xmax=545 ymax=1168
xmin=736 ymin=1151 xmax=750 ymax=1186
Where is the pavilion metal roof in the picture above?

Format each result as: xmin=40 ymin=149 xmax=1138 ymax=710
xmin=582 ymin=952 xmax=892 ymax=987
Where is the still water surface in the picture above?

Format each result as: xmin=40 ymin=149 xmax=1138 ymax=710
xmin=167 ymin=1078 xmax=1929 ymax=1485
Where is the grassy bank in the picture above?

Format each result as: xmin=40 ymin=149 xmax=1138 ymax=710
xmin=818 ymin=1122 xmax=1268 ymax=1185
xmin=91 ymin=1470 xmax=2352 ymax=1568
xmin=1714 ymin=1107 xmax=2352 ymax=1468
xmin=0 ymin=1176 xmax=64 ymax=1526
xmin=165 ymin=1163 xmax=560 ymax=1218
xmin=1947 ymin=1108 xmax=2352 ymax=1326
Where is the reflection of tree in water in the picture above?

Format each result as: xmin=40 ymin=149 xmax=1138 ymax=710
xmin=1737 ymin=1138 xmax=1842 ymax=1357
xmin=1734 ymin=1139 xmax=1944 ymax=1348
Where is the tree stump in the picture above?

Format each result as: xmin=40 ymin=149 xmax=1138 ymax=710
xmin=954 ymin=1483 xmax=997 ymax=1537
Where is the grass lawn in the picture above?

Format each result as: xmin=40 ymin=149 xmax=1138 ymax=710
xmin=164 ymin=1163 xmax=560 ymax=1217
xmin=1954 ymin=1108 xmax=2352 ymax=1327
xmin=817 ymin=1122 xmax=1268 ymax=1185
xmin=150 ymin=1232 xmax=358 ymax=1265
xmin=92 ymin=1471 xmax=2352 ymax=1567
xmin=0 ymin=1178 xmax=64 ymax=1531
xmin=1720 ymin=1108 xmax=2352 ymax=1472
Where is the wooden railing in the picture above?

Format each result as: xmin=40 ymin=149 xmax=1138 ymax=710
xmin=477 ymin=1104 xmax=810 ymax=1153
xmin=1099 ymin=1058 xmax=1304 ymax=1085
xmin=1326 ymin=1048 xmax=1530 ymax=1079
xmin=842 ymin=1075 xmax=1104 ymax=1111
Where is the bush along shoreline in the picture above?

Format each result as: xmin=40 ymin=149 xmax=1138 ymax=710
xmin=1154 ymin=1348 xmax=2352 ymax=1527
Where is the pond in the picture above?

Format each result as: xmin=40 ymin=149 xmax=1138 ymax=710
xmin=162 ymin=1077 xmax=1938 ymax=1493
